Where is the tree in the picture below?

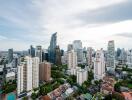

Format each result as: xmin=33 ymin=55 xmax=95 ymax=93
xmin=114 ymin=82 xmax=121 ymax=92
xmin=31 ymin=92 xmax=37 ymax=100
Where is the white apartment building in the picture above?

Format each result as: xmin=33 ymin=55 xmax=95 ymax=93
xmin=77 ymin=68 xmax=88 ymax=85
xmin=32 ymin=57 xmax=39 ymax=88
xmin=67 ymin=50 xmax=77 ymax=69
xmin=94 ymin=49 xmax=105 ymax=80
xmin=17 ymin=56 xmax=39 ymax=95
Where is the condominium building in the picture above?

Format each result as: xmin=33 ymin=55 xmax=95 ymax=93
xmin=94 ymin=49 xmax=105 ymax=80
xmin=17 ymin=56 xmax=39 ymax=95
xmin=39 ymin=61 xmax=51 ymax=82
xmin=77 ymin=68 xmax=88 ymax=85
xmin=87 ymin=47 xmax=93 ymax=67
xmin=17 ymin=56 xmax=32 ymax=95
xmin=67 ymin=50 xmax=77 ymax=69
xmin=32 ymin=57 xmax=39 ymax=88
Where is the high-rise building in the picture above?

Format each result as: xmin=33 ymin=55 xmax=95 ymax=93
xmin=77 ymin=68 xmax=88 ymax=85
xmin=48 ymin=32 xmax=57 ymax=64
xmin=119 ymin=48 xmax=127 ymax=64
xmin=55 ymin=46 xmax=62 ymax=65
xmin=94 ymin=49 xmax=105 ymax=80
xmin=39 ymin=61 xmax=51 ymax=82
xmin=17 ymin=56 xmax=32 ymax=95
xmin=67 ymin=44 xmax=73 ymax=51
xmin=87 ymin=47 xmax=93 ymax=67
xmin=67 ymin=50 xmax=77 ymax=69
xmin=35 ymin=46 xmax=42 ymax=62
xmin=8 ymin=48 xmax=13 ymax=63
xmin=73 ymin=40 xmax=83 ymax=64
xmin=127 ymin=50 xmax=132 ymax=69
xmin=29 ymin=45 xmax=35 ymax=57
xmin=32 ymin=57 xmax=39 ymax=88
xmin=107 ymin=40 xmax=115 ymax=72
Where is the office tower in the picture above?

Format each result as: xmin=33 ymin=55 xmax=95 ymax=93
xmin=17 ymin=56 xmax=32 ymax=95
xmin=67 ymin=50 xmax=77 ymax=69
xmin=127 ymin=50 xmax=132 ymax=69
xmin=87 ymin=47 xmax=93 ymax=67
xmin=29 ymin=45 xmax=35 ymax=57
xmin=119 ymin=48 xmax=127 ymax=64
xmin=35 ymin=46 xmax=42 ymax=62
xmin=94 ymin=49 xmax=105 ymax=80
xmin=8 ymin=48 xmax=13 ymax=63
xmin=107 ymin=40 xmax=115 ymax=72
xmin=32 ymin=57 xmax=39 ymax=88
xmin=116 ymin=48 xmax=121 ymax=60
xmin=48 ymin=32 xmax=57 ymax=64
xmin=73 ymin=40 xmax=83 ymax=64
xmin=55 ymin=46 xmax=62 ymax=65
xmin=77 ymin=68 xmax=88 ymax=85
xmin=39 ymin=61 xmax=51 ymax=82
xmin=67 ymin=44 xmax=73 ymax=51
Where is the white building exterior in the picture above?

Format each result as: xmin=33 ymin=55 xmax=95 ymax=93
xmin=77 ymin=68 xmax=88 ymax=85
xmin=67 ymin=50 xmax=77 ymax=69
xmin=94 ymin=49 xmax=105 ymax=80
xmin=17 ymin=56 xmax=40 ymax=93
xmin=107 ymin=40 xmax=115 ymax=72
xmin=32 ymin=57 xmax=39 ymax=88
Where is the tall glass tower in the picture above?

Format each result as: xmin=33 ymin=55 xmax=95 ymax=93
xmin=48 ymin=32 xmax=57 ymax=64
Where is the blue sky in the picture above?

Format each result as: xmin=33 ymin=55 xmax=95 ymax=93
xmin=0 ymin=0 xmax=132 ymax=50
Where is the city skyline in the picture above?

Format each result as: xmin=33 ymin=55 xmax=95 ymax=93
xmin=0 ymin=0 xmax=132 ymax=50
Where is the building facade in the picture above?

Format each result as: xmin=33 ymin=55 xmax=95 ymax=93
xmin=48 ymin=32 xmax=57 ymax=64
xmin=77 ymin=68 xmax=88 ymax=85
xmin=94 ymin=49 xmax=105 ymax=80
xmin=35 ymin=46 xmax=42 ymax=62
xmin=107 ymin=40 xmax=115 ymax=72
xmin=8 ymin=48 xmax=13 ymax=63
xmin=39 ymin=61 xmax=51 ymax=82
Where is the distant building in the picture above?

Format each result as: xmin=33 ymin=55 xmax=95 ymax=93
xmin=107 ymin=40 xmax=115 ymax=73
xmin=94 ymin=49 xmax=105 ymax=80
xmin=67 ymin=50 xmax=77 ymax=69
xmin=8 ymin=48 xmax=13 ymax=63
xmin=87 ymin=47 xmax=93 ymax=67
xmin=48 ymin=32 xmax=57 ymax=64
xmin=61 ymin=52 xmax=67 ymax=64
xmin=35 ymin=46 xmax=42 ymax=62
xmin=39 ymin=61 xmax=51 ymax=82
xmin=55 ymin=46 xmax=62 ymax=65
xmin=29 ymin=45 xmax=35 ymax=57
xmin=73 ymin=40 xmax=83 ymax=64
xmin=77 ymin=68 xmax=88 ymax=85
xmin=127 ymin=50 xmax=132 ymax=69
xmin=67 ymin=44 xmax=73 ymax=51
xmin=32 ymin=57 xmax=39 ymax=88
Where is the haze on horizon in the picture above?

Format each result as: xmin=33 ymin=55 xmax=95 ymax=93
xmin=0 ymin=0 xmax=132 ymax=51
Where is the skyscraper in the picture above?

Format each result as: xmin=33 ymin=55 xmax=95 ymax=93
xmin=8 ymin=48 xmax=13 ymax=63
xmin=35 ymin=46 xmax=42 ymax=62
xmin=29 ymin=45 xmax=35 ymax=57
xmin=127 ymin=50 xmax=132 ymax=69
xmin=67 ymin=44 xmax=73 ymax=51
xmin=73 ymin=40 xmax=83 ymax=64
xmin=67 ymin=50 xmax=77 ymax=69
xmin=48 ymin=32 xmax=57 ymax=64
xmin=39 ymin=61 xmax=51 ymax=82
xmin=87 ymin=47 xmax=93 ymax=67
xmin=107 ymin=40 xmax=115 ymax=72
xmin=94 ymin=49 xmax=105 ymax=80
xmin=32 ymin=57 xmax=39 ymax=88
xmin=55 ymin=46 xmax=62 ymax=65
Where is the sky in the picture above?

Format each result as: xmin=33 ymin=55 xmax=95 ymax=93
xmin=0 ymin=0 xmax=132 ymax=51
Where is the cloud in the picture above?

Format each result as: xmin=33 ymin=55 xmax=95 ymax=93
xmin=76 ymin=0 xmax=132 ymax=24
xmin=114 ymin=33 xmax=132 ymax=38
